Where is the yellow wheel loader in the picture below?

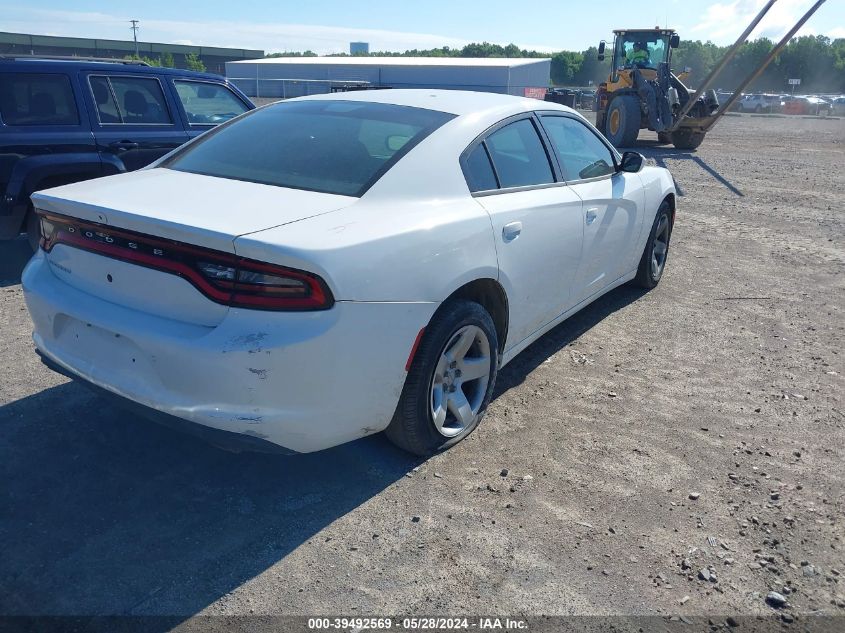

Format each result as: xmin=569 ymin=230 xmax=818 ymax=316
xmin=595 ymin=28 xmax=716 ymax=150
xmin=594 ymin=0 xmax=829 ymax=151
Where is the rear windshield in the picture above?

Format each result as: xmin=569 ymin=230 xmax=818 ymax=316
xmin=163 ymin=100 xmax=454 ymax=196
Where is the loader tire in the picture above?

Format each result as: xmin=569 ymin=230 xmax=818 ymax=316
xmin=657 ymin=131 xmax=672 ymax=145
xmin=672 ymin=130 xmax=705 ymax=151
xmin=604 ymin=96 xmax=640 ymax=148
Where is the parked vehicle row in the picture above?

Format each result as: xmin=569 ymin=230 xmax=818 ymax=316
xmin=0 ymin=57 xmax=254 ymax=249
xmin=735 ymin=92 xmax=837 ymax=115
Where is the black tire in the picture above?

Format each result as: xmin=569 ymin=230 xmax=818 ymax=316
xmin=657 ymin=131 xmax=672 ymax=145
xmin=671 ymin=130 xmax=705 ymax=150
xmin=25 ymin=205 xmax=40 ymax=252
xmin=633 ymin=200 xmax=673 ymax=289
xmin=604 ymin=95 xmax=640 ymax=148
xmin=385 ymin=300 xmax=499 ymax=456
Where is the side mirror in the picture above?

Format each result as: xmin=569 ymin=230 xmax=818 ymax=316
xmin=597 ymin=41 xmax=606 ymax=61
xmin=619 ymin=151 xmax=644 ymax=173
xmin=670 ymin=34 xmax=680 ymax=49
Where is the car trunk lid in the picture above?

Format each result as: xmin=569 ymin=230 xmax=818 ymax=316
xmin=32 ymin=168 xmax=355 ymax=326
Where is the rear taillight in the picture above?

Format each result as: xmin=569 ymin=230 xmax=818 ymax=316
xmin=39 ymin=212 xmax=333 ymax=311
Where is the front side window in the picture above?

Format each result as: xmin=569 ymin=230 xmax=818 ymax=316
xmin=484 ymin=119 xmax=554 ymax=189
xmin=174 ymin=80 xmax=249 ymax=125
xmin=164 ymin=100 xmax=454 ymax=197
xmin=0 ymin=73 xmax=79 ymax=126
xmin=90 ymin=75 xmax=171 ymax=125
xmin=615 ymin=34 xmax=669 ymax=70
xmin=540 ymin=116 xmax=616 ymax=181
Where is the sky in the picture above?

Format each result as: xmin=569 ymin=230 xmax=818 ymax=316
xmin=2 ymin=0 xmax=843 ymax=55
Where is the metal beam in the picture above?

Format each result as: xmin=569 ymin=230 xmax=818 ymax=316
xmin=704 ymin=0 xmax=828 ymax=132
xmin=668 ymin=0 xmax=778 ymax=131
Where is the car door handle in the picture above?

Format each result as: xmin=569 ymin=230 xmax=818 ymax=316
xmin=502 ymin=221 xmax=522 ymax=242
xmin=585 ymin=208 xmax=599 ymax=225
xmin=109 ymin=141 xmax=139 ymax=151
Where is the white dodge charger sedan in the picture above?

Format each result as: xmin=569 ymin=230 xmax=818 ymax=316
xmin=23 ymin=89 xmax=676 ymax=456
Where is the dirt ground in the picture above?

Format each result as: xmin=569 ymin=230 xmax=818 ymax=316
xmin=1 ymin=113 xmax=843 ymax=631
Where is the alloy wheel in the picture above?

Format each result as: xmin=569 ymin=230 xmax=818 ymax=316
xmin=651 ymin=213 xmax=670 ymax=279
xmin=429 ymin=325 xmax=492 ymax=437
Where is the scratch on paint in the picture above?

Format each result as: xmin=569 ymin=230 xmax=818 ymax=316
xmin=248 ymin=367 xmax=269 ymax=379
xmin=236 ymin=415 xmax=263 ymax=423
xmin=223 ymin=332 xmax=269 ymax=354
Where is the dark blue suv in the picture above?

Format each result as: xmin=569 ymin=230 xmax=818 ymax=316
xmin=0 ymin=57 xmax=254 ymax=249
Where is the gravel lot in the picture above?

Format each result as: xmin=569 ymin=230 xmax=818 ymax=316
xmin=1 ymin=113 xmax=843 ymax=630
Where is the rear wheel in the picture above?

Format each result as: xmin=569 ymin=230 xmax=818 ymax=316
xmin=604 ymin=95 xmax=640 ymax=148
xmin=25 ymin=205 xmax=40 ymax=252
xmin=671 ymin=130 xmax=705 ymax=150
xmin=385 ymin=300 xmax=498 ymax=456
xmin=634 ymin=200 xmax=672 ymax=289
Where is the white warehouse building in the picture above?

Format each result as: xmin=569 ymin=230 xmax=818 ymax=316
xmin=225 ymin=56 xmax=551 ymax=99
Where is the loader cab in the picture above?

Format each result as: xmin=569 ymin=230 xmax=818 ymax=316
xmin=602 ymin=29 xmax=679 ymax=84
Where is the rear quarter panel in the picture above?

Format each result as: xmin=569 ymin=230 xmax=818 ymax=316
xmin=234 ymin=196 xmax=499 ymax=303
xmin=638 ymin=164 xmax=677 ymax=238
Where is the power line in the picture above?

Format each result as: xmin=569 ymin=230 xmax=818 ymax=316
xmin=130 ymin=19 xmax=139 ymax=57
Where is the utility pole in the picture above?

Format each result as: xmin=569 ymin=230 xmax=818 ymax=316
xmin=130 ymin=20 xmax=140 ymax=57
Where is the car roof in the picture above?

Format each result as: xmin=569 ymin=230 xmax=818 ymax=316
xmin=0 ymin=57 xmax=226 ymax=81
xmin=282 ymin=88 xmax=575 ymax=118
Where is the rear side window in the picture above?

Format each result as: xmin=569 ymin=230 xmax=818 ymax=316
xmin=164 ymin=100 xmax=454 ymax=197
xmin=463 ymin=144 xmax=498 ymax=192
xmin=174 ymin=80 xmax=248 ymax=125
xmin=485 ymin=119 xmax=554 ymax=188
xmin=89 ymin=75 xmax=172 ymax=125
xmin=0 ymin=73 xmax=79 ymax=126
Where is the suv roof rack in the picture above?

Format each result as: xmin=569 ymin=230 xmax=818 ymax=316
xmin=0 ymin=54 xmax=150 ymax=66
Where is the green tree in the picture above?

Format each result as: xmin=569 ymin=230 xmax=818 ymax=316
xmin=185 ymin=52 xmax=206 ymax=72
xmin=573 ymin=46 xmax=610 ymax=86
xmin=159 ymin=51 xmax=175 ymax=68
xmin=124 ymin=54 xmax=162 ymax=66
xmin=266 ymin=50 xmax=318 ymax=57
xmin=550 ymin=51 xmax=583 ymax=85
xmin=777 ymin=35 xmax=836 ymax=92
xmin=832 ymin=39 xmax=845 ymax=91
xmin=673 ymin=40 xmax=721 ymax=85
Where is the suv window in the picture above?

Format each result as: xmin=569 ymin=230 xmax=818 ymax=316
xmin=174 ymin=80 xmax=248 ymax=125
xmin=89 ymin=75 xmax=171 ymax=125
xmin=0 ymin=73 xmax=79 ymax=126
xmin=540 ymin=115 xmax=616 ymax=180
xmin=485 ymin=119 xmax=554 ymax=188
xmin=463 ymin=144 xmax=498 ymax=192
xmin=164 ymin=100 xmax=454 ymax=197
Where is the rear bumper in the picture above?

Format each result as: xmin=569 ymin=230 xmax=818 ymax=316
xmin=23 ymin=251 xmax=437 ymax=453
xmin=38 ymin=349 xmax=297 ymax=454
